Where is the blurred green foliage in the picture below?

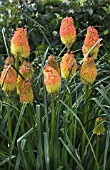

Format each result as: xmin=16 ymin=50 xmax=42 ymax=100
xmin=0 ymin=0 xmax=110 ymax=64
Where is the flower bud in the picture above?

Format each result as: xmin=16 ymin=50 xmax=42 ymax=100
xmin=60 ymin=52 xmax=77 ymax=79
xmin=82 ymin=26 xmax=100 ymax=59
xmin=0 ymin=65 xmax=17 ymax=95
xmin=5 ymin=57 xmax=14 ymax=65
xmin=60 ymin=17 xmax=76 ymax=50
xmin=17 ymin=61 xmax=33 ymax=94
xmin=47 ymin=55 xmax=60 ymax=74
xmin=19 ymin=79 xmax=34 ymax=104
xmin=93 ymin=117 xmax=105 ymax=135
xmin=43 ymin=66 xmax=61 ymax=94
xmin=80 ymin=57 xmax=97 ymax=85
xmin=11 ymin=28 xmax=30 ymax=58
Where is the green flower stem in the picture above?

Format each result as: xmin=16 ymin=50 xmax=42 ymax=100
xmin=22 ymin=118 xmax=25 ymax=134
xmin=7 ymin=107 xmax=12 ymax=145
xmin=69 ymin=88 xmax=73 ymax=143
xmin=94 ymin=136 xmax=100 ymax=170
xmin=4 ymin=98 xmax=12 ymax=151
xmin=67 ymin=82 xmax=73 ymax=168
xmin=62 ymin=112 xmax=68 ymax=166
xmin=15 ymin=54 xmax=19 ymax=71
xmin=81 ymin=85 xmax=89 ymax=159
xmin=50 ymin=94 xmax=55 ymax=168
xmin=5 ymin=99 xmax=12 ymax=170
xmin=67 ymin=81 xmax=73 ymax=144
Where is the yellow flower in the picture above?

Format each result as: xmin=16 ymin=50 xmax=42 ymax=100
xmin=60 ymin=17 xmax=76 ymax=50
xmin=60 ymin=51 xmax=77 ymax=79
xmin=43 ymin=66 xmax=61 ymax=94
xmin=82 ymin=26 xmax=100 ymax=59
xmin=19 ymin=79 xmax=34 ymax=104
xmin=80 ymin=57 xmax=97 ymax=85
xmin=93 ymin=117 xmax=105 ymax=135
xmin=0 ymin=65 xmax=17 ymax=95
xmin=11 ymin=28 xmax=30 ymax=58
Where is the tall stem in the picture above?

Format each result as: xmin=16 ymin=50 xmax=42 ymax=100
xmin=50 ymin=94 xmax=55 ymax=168
xmin=15 ymin=54 xmax=19 ymax=71
xmin=81 ymin=85 xmax=89 ymax=159
xmin=68 ymin=86 xmax=73 ymax=143
xmin=5 ymin=99 xmax=12 ymax=170
xmin=7 ymin=107 xmax=12 ymax=145
xmin=94 ymin=136 xmax=100 ymax=170
xmin=67 ymin=82 xmax=73 ymax=168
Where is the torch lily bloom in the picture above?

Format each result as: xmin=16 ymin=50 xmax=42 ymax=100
xmin=60 ymin=51 xmax=77 ymax=79
xmin=60 ymin=17 xmax=76 ymax=50
xmin=43 ymin=65 xmax=61 ymax=94
xmin=0 ymin=65 xmax=17 ymax=95
xmin=5 ymin=56 xmax=14 ymax=65
xmin=17 ymin=61 xmax=33 ymax=94
xmin=80 ymin=57 xmax=97 ymax=85
xmin=47 ymin=55 xmax=60 ymax=74
xmin=82 ymin=26 xmax=100 ymax=59
xmin=19 ymin=78 xmax=34 ymax=104
xmin=11 ymin=28 xmax=30 ymax=59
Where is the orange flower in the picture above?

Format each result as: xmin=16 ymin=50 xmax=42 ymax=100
xmin=60 ymin=52 xmax=77 ymax=79
xmin=17 ymin=61 xmax=33 ymax=94
xmin=80 ymin=57 xmax=97 ymax=85
xmin=43 ymin=66 xmax=61 ymax=94
xmin=47 ymin=55 xmax=60 ymax=74
xmin=60 ymin=17 xmax=76 ymax=50
xmin=5 ymin=57 xmax=14 ymax=65
xmin=82 ymin=26 xmax=100 ymax=59
xmin=11 ymin=28 xmax=30 ymax=58
xmin=19 ymin=79 xmax=34 ymax=104
xmin=0 ymin=65 xmax=17 ymax=95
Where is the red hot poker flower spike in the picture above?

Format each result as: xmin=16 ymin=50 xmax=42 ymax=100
xmin=11 ymin=28 xmax=30 ymax=59
xmin=60 ymin=17 xmax=76 ymax=50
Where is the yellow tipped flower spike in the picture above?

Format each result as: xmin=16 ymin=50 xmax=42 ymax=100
xmin=80 ymin=57 xmax=97 ymax=85
xmin=0 ymin=65 xmax=17 ymax=95
xmin=82 ymin=26 xmax=100 ymax=59
xmin=60 ymin=51 xmax=77 ymax=79
xmin=47 ymin=55 xmax=60 ymax=74
xmin=17 ymin=61 xmax=34 ymax=94
xmin=5 ymin=57 xmax=14 ymax=65
xmin=43 ymin=66 xmax=61 ymax=94
xmin=11 ymin=28 xmax=30 ymax=59
xmin=19 ymin=79 xmax=34 ymax=104
xmin=60 ymin=17 xmax=76 ymax=50
xmin=93 ymin=117 xmax=105 ymax=135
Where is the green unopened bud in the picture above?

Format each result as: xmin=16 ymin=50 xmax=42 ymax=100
xmin=93 ymin=117 xmax=105 ymax=135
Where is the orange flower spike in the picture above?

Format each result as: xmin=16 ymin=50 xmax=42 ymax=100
xmin=5 ymin=57 xmax=14 ymax=65
xmin=17 ymin=61 xmax=33 ymax=94
xmin=43 ymin=66 xmax=61 ymax=94
xmin=47 ymin=55 xmax=60 ymax=74
xmin=19 ymin=79 xmax=34 ymax=104
xmin=11 ymin=28 xmax=30 ymax=58
xmin=0 ymin=65 xmax=17 ymax=95
xmin=19 ymin=61 xmax=34 ymax=79
xmin=60 ymin=52 xmax=77 ymax=79
xmin=80 ymin=57 xmax=97 ymax=85
xmin=82 ymin=26 xmax=100 ymax=59
xmin=60 ymin=17 xmax=76 ymax=50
